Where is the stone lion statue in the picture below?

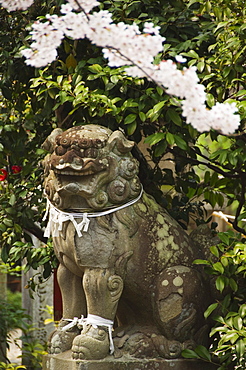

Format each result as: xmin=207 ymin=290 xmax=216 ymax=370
xmin=42 ymin=124 xmax=211 ymax=361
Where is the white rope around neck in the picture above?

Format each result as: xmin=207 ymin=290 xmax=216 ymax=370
xmin=62 ymin=314 xmax=114 ymax=354
xmin=43 ymin=187 xmax=143 ymax=238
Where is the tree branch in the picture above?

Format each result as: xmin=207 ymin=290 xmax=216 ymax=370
xmin=23 ymin=224 xmax=48 ymax=244
xmin=231 ymin=172 xmax=246 ymax=234
xmin=168 ymin=148 xmax=240 ymax=179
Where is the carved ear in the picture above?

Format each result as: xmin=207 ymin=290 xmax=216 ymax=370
xmin=107 ymin=130 xmax=134 ymax=154
xmin=42 ymin=128 xmax=63 ymax=153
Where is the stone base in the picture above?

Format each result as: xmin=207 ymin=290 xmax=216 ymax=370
xmin=43 ymin=351 xmax=218 ymax=370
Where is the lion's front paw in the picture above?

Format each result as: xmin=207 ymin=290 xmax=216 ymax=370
xmin=72 ymin=324 xmax=110 ymax=360
xmin=48 ymin=320 xmax=80 ymax=354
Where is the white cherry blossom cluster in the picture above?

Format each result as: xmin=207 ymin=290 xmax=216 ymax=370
xmin=0 ymin=0 xmax=241 ymax=135
xmin=143 ymin=60 xmax=240 ymax=134
xmin=0 ymin=0 xmax=34 ymax=11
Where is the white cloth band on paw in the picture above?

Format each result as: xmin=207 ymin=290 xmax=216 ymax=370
xmin=62 ymin=314 xmax=114 ymax=354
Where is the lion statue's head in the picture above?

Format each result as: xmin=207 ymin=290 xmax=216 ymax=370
xmin=42 ymin=125 xmax=141 ymax=211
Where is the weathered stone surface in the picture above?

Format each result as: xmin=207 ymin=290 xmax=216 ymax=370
xmin=43 ymin=352 xmax=218 ymax=370
xmin=42 ymin=125 xmax=212 ymax=363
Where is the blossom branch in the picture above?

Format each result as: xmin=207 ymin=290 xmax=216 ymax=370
xmin=0 ymin=0 xmax=242 ymax=136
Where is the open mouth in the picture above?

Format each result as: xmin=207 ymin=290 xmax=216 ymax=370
xmin=54 ymin=168 xmax=98 ymax=176
xmin=52 ymin=158 xmax=107 ymax=177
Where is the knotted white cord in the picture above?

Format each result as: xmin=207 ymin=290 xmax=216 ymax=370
xmin=62 ymin=314 xmax=114 ymax=354
xmin=43 ymin=187 xmax=143 ymax=238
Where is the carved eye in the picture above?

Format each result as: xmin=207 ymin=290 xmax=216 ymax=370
xmin=79 ymin=138 xmax=91 ymax=148
xmin=127 ymin=162 xmax=136 ymax=172
xmin=55 ymin=145 xmax=67 ymax=156
xmin=60 ymin=138 xmax=70 ymax=147
xmin=92 ymin=139 xmax=105 ymax=149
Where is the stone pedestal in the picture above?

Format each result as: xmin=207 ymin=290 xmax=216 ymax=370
xmin=43 ymin=351 xmax=218 ymax=370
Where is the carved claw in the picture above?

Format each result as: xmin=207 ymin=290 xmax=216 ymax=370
xmin=72 ymin=324 xmax=110 ymax=360
xmin=48 ymin=320 xmax=80 ymax=354
xmin=49 ymin=330 xmax=79 ymax=354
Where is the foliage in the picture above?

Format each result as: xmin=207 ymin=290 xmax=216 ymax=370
xmin=0 ymin=363 xmax=26 ymax=370
xmin=0 ymin=297 xmax=29 ymax=361
xmin=183 ymin=230 xmax=246 ymax=369
xmin=0 ymin=284 xmax=47 ymax=368
xmin=20 ymin=334 xmax=47 ymax=370
xmin=7 ymin=289 xmax=22 ymax=311
xmin=1 ymin=1 xmax=246 ymax=368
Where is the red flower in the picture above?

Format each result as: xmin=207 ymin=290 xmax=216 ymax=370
xmin=11 ymin=165 xmax=22 ymax=174
xmin=0 ymin=169 xmax=8 ymax=181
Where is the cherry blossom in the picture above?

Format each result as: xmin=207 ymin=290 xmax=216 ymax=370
xmin=0 ymin=0 xmax=34 ymax=11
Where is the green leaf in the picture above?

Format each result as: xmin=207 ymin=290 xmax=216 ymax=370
xmin=0 ymin=224 xmax=6 ymax=232
xmin=234 ymin=90 xmax=246 ymax=98
xmin=197 ymin=60 xmax=205 ymax=72
xmin=139 ymin=112 xmax=146 ymax=122
xmin=204 ymin=171 xmax=210 ymax=184
xmin=213 ymin=262 xmax=224 ymax=274
xmin=206 ymin=93 xmax=215 ymax=108
xmin=239 ymin=304 xmax=246 ymax=318
xmin=222 ymin=332 xmax=239 ymax=344
xmin=166 ymin=109 xmax=182 ymax=126
xmin=235 ymin=340 xmax=245 ymax=359
xmin=153 ymin=101 xmax=166 ymax=113
xmin=218 ymin=151 xmax=227 ymax=164
xmin=210 ymin=245 xmax=219 ymax=258
xmin=221 ymin=257 xmax=228 ymax=267
xmin=88 ymin=64 xmax=102 ymax=73
xmin=237 ymin=212 xmax=246 ymax=222
xmin=229 ymin=278 xmax=238 ymax=292
xmin=215 ymin=275 xmax=225 ymax=293
xmin=195 ymin=345 xmax=211 ymax=361
xmin=218 ymin=233 xmax=230 ymax=245
xmin=57 ymin=75 xmax=63 ymax=85
xmin=193 ymin=259 xmax=211 ymax=266
xmin=9 ymin=194 xmax=16 ymax=206
xmin=124 ymin=114 xmax=137 ymax=125
xmin=204 ymin=303 xmax=218 ymax=319
xmin=127 ymin=122 xmax=137 ymax=135
xmin=156 ymin=86 xmax=164 ymax=95
xmin=181 ymin=349 xmax=199 ymax=359
xmin=187 ymin=50 xmax=199 ymax=59
xmin=110 ymin=75 xmax=119 ymax=84
xmin=173 ymin=135 xmax=188 ymax=150
xmin=144 ymin=133 xmax=165 ymax=146
xmin=233 ymin=316 xmax=243 ymax=331
xmin=154 ymin=141 xmax=167 ymax=157
xmin=3 ymin=218 xmax=13 ymax=227
xmin=166 ymin=132 xmax=175 ymax=146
